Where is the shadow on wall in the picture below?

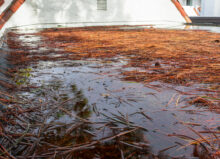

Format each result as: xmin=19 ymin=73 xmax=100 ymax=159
xmin=25 ymin=0 xmax=131 ymax=24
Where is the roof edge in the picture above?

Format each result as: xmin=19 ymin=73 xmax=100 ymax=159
xmin=0 ymin=0 xmax=25 ymax=30
xmin=171 ymin=0 xmax=192 ymax=23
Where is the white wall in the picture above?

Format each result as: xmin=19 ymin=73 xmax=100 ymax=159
xmin=178 ymin=0 xmax=201 ymax=16
xmin=201 ymin=0 xmax=220 ymax=16
xmin=2 ymin=0 xmax=185 ymax=31
xmin=213 ymin=0 xmax=220 ymax=16
xmin=183 ymin=6 xmax=198 ymax=16
xmin=193 ymin=0 xmax=201 ymax=7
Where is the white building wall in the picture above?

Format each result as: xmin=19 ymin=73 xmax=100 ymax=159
xmin=201 ymin=0 xmax=220 ymax=16
xmin=170 ymin=0 xmax=201 ymax=17
xmin=2 ymin=0 xmax=185 ymax=30
xmin=213 ymin=0 xmax=220 ymax=16
xmin=193 ymin=0 xmax=201 ymax=7
xmin=179 ymin=0 xmax=187 ymax=6
xmin=183 ymin=6 xmax=198 ymax=16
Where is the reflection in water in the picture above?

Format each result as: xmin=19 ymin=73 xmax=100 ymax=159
xmin=73 ymin=88 xmax=91 ymax=119
xmin=18 ymin=80 xmax=152 ymax=158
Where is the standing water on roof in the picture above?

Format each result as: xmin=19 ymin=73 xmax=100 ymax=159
xmin=0 ymin=26 xmax=219 ymax=159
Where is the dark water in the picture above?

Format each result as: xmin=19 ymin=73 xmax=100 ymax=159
xmin=20 ymin=59 xmax=218 ymax=156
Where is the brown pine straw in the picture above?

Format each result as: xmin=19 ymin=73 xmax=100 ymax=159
xmin=6 ymin=26 xmax=220 ymax=110
xmin=6 ymin=26 xmax=220 ymax=86
xmin=0 ymin=26 xmax=219 ymax=158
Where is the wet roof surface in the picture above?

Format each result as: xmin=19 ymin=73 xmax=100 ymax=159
xmin=0 ymin=25 xmax=219 ymax=158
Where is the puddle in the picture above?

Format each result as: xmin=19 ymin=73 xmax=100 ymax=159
xmin=18 ymin=58 xmax=219 ymax=155
xmin=0 ymin=26 xmax=219 ymax=158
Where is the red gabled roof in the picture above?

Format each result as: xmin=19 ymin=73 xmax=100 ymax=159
xmin=0 ymin=0 xmax=25 ymax=29
xmin=171 ymin=0 xmax=191 ymax=23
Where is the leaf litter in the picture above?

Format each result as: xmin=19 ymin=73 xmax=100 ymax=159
xmin=0 ymin=26 xmax=219 ymax=158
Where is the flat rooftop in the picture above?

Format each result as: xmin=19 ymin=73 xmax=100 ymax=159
xmin=0 ymin=26 xmax=219 ymax=158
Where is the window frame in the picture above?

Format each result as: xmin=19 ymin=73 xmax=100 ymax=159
xmin=186 ymin=0 xmax=193 ymax=6
xmin=97 ymin=0 xmax=107 ymax=11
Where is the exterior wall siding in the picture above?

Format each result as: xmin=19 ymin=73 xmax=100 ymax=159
xmin=201 ymin=0 xmax=220 ymax=16
xmin=2 ymin=0 xmax=185 ymax=30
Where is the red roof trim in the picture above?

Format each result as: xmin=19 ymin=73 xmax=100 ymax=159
xmin=171 ymin=0 xmax=192 ymax=23
xmin=0 ymin=0 xmax=4 ymax=7
xmin=0 ymin=0 xmax=25 ymax=29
